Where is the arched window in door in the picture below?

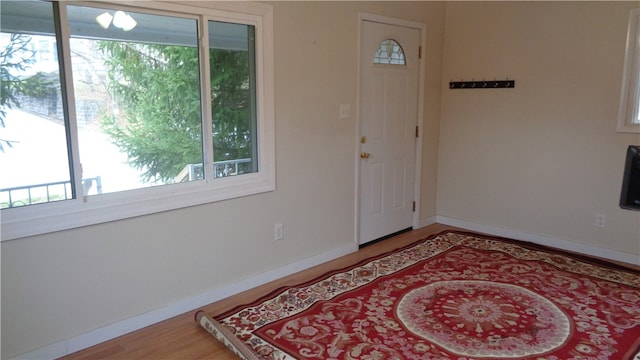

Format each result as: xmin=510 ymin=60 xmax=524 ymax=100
xmin=373 ymin=39 xmax=406 ymax=65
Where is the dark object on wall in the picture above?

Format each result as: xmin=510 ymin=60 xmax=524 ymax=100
xmin=449 ymin=80 xmax=515 ymax=89
xmin=620 ymin=145 xmax=640 ymax=211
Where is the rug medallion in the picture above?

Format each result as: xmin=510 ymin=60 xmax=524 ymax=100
xmin=396 ymin=280 xmax=570 ymax=357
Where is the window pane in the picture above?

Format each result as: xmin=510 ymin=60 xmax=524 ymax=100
xmin=618 ymin=10 xmax=640 ymax=132
xmin=0 ymin=1 xmax=72 ymax=208
xmin=67 ymin=5 xmax=203 ymax=194
xmin=209 ymin=21 xmax=257 ymax=178
xmin=374 ymin=39 xmax=406 ymax=65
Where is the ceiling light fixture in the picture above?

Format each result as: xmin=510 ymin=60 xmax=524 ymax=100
xmin=96 ymin=10 xmax=137 ymax=31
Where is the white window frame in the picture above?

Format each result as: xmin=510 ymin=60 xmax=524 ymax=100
xmin=617 ymin=8 xmax=640 ymax=133
xmin=0 ymin=1 xmax=275 ymax=241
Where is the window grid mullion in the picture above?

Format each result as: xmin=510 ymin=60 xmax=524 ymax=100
xmin=55 ymin=1 xmax=84 ymax=203
xmin=199 ymin=16 xmax=215 ymax=183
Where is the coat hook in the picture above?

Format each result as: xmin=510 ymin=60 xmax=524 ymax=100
xmin=449 ymin=78 xmax=514 ymax=90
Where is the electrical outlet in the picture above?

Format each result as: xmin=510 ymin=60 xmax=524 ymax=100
xmin=275 ymin=223 xmax=283 ymax=240
xmin=595 ymin=214 xmax=606 ymax=228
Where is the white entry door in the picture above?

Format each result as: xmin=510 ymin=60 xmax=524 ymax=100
xmin=358 ymin=20 xmax=421 ymax=245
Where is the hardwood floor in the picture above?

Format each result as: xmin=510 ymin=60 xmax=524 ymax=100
xmin=59 ymin=224 xmax=456 ymax=360
xmin=59 ymin=223 xmax=638 ymax=359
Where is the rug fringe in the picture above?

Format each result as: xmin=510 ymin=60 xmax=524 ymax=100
xmin=195 ymin=310 xmax=263 ymax=360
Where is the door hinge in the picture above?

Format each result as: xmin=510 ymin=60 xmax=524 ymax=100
xmin=412 ymin=201 xmax=416 ymax=212
xmin=418 ymin=46 xmax=422 ymax=59
xmin=415 ymin=125 xmax=419 ymax=138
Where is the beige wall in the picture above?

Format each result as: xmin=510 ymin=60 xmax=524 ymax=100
xmin=0 ymin=2 xmax=445 ymax=358
xmin=4 ymin=1 xmax=639 ymax=358
xmin=438 ymin=2 xmax=640 ymax=254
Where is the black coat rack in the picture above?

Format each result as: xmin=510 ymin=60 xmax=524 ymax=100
xmin=449 ymin=79 xmax=515 ymax=89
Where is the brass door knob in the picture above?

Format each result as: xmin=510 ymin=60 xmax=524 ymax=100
xmin=360 ymin=152 xmax=371 ymax=159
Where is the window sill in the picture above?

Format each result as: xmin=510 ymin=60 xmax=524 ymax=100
xmin=1 ymin=170 xmax=275 ymax=241
xmin=616 ymin=123 xmax=640 ymax=134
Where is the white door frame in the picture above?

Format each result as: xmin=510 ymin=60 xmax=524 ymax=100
xmin=355 ymin=13 xmax=427 ymax=245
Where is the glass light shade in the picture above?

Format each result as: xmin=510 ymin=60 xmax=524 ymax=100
xmin=96 ymin=12 xmax=113 ymax=29
xmin=113 ymin=11 xmax=137 ymax=31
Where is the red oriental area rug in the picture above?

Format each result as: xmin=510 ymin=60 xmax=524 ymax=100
xmin=195 ymin=231 xmax=640 ymax=359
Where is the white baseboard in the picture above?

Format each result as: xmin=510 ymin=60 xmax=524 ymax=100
xmin=11 ymin=242 xmax=358 ymax=360
xmin=436 ymin=216 xmax=640 ymax=266
xmin=416 ymin=215 xmax=437 ymax=229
